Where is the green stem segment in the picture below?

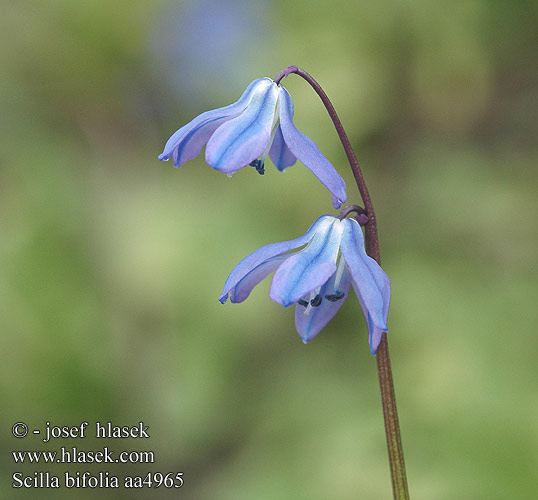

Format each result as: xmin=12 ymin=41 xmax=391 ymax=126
xmin=275 ymin=66 xmax=410 ymax=500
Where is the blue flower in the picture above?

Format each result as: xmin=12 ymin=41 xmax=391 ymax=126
xmin=159 ymin=78 xmax=347 ymax=208
xmin=219 ymin=215 xmax=390 ymax=354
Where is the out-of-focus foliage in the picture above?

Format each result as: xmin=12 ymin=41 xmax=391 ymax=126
xmin=1 ymin=0 xmax=536 ymax=499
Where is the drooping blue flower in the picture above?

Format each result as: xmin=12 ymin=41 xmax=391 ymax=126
xmin=219 ymin=215 xmax=390 ymax=354
xmin=158 ymin=78 xmax=347 ymax=208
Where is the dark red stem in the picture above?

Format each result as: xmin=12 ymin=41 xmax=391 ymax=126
xmin=275 ymin=65 xmax=410 ymax=500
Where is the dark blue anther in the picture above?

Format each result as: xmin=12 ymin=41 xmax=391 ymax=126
xmin=298 ymin=299 xmax=309 ymax=307
xmin=249 ymin=159 xmax=265 ymax=175
xmin=310 ymin=294 xmax=322 ymax=307
xmin=325 ymin=291 xmax=345 ymax=302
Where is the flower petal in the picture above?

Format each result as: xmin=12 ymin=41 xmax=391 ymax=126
xmin=349 ymin=280 xmax=385 ymax=355
xmin=230 ymin=254 xmax=288 ymax=303
xmin=278 ymin=86 xmax=347 ymax=208
xmin=268 ymin=125 xmax=296 ymax=171
xmin=295 ymin=268 xmax=351 ymax=343
xmin=368 ymin=325 xmax=384 ymax=355
xmin=340 ymin=218 xmax=390 ymax=353
xmin=348 ymin=271 xmax=387 ymax=356
xmin=158 ymin=78 xmax=269 ymax=167
xmin=169 ymin=117 xmax=230 ymax=167
xmin=206 ymin=79 xmax=279 ymax=173
xmin=270 ymin=218 xmax=344 ymax=307
xmin=219 ymin=215 xmax=334 ymax=304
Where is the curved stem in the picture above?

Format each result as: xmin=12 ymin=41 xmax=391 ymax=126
xmin=337 ymin=204 xmax=369 ymax=226
xmin=275 ymin=66 xmax=379 ymax=258
xmin=275 ymin=66 xmax=410 ymax=500
xmin=337 ymin=204 xmax=367 ymax=219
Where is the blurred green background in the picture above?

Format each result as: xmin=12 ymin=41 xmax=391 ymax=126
xmin=1 ymin=0 xmax=536 ymax=498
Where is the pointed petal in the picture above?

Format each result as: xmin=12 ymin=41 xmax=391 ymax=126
xmin=219 ymin=215 xmax=334 ymax=304
xmin=278 ymin=86 xmax=347 ymax=208
xmin=295 ymin=268 xmax=351 ymax=343
xmin=349 ymin=279 xmax=385 ymax=354
xmin=270 ymin=218 xmax=344 ymax=307
xmin=206 ymin=80 xmax=279 ymax=173
xmin=229 ymin=254 xmax=288 ymax=303
xmin=167 ymin=117 xmax=229 ymax=167
xmin=268 ymin=125 xmax=296 ymax=171
xmin=158 ymin=78 xmax=270 ymax=167
xmin=340 ymin=218 xmax=390 ymax=354
xmin=368 ymin=325 xmax=384 ymax=355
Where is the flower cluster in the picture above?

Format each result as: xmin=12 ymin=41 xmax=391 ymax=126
xmin=159 ymin=76 xmax=390 ymax=353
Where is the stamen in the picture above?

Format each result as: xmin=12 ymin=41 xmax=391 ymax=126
xmin=297 ymin=299 xmax=308 ymax=307
xmin=325 ymin=291 xmax=345 ymax=302
xmin=304 ymin=287 xmax=321 ymax=315
xmin=310 ymin=294 xmax=322 ymax=307
xmin=334 ymin=255 xmax=346 ymax=291
xmin=249 ymin=159 xmax=265 ymax=175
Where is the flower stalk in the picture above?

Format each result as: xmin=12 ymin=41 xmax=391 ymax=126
xmin=275 ymin=66 xmax=410 ymax=500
